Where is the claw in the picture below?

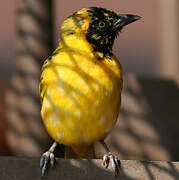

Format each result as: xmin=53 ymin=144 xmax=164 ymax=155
xmin=40 ymin=154 xmax=44 ymax=169
xmin=50 ymin=152 xmax=55 ymax=167
xmin=40 ymin=151 xmax=55 ymax=176
xmin=103 ymin=154 xmax=110 ymax=168
xmin=102 ymin=153 xmax=120 ymax=177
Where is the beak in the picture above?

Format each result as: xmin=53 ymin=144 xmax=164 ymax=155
xmin=114 ymin=14 xmax=141 ymax=30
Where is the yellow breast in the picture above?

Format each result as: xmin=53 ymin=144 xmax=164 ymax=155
xmin=40 ymin=48 xmax=122 ymax=146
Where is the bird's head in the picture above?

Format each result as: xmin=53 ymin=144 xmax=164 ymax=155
xmin=60 ymin=7 xmax=141 ymax=56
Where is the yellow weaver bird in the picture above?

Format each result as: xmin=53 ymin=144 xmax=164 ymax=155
xmin=40 ymin=7 xmax=140 ymax=176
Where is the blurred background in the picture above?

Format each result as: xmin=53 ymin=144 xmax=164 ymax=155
xmin=0 ymin=0 xmax=179 ymax=162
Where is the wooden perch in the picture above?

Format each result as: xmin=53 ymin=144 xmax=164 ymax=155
xmin=0 ymin=157 xmax=179 ymax=180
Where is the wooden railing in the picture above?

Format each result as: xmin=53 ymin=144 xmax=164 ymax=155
xmin=0 ymin=157 xmax=179 ymax=180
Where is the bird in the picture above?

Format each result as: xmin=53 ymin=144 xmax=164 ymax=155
xmin=39 ymin=7 xmax=140 ymax=177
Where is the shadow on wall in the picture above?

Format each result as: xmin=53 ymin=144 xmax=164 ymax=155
xmin=95 ymin=75 xmax=179 ymax=162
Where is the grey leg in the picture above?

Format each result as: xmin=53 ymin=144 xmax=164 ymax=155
xmin=40 ymin=142 xmax=57 ymax=176
xmin=99 ymin=140 xmax=120 ymax=177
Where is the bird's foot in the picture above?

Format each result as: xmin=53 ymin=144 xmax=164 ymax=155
xmin=103 ymin=152 xmax=120 ymax=177
xmin=40 ymin=151 xmax=55 ymax=177
xmin=40 ymin=142 xmax=57 ymax=176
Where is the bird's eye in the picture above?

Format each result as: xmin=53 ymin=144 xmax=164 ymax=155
xmin=98 ymin=20 xmax=108 ymax=30
xmin=98 ymin=21 xmax=106 ymax=28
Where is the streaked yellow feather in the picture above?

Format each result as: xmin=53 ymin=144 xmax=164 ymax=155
xmin=40 ymin=8 xmax=123 ymax=156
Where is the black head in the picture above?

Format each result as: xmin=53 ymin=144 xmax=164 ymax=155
xmin=86 ymin=7 xmax=141 ymax=56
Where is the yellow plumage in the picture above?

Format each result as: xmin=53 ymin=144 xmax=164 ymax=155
xmin=40 ymin=8 xmax=123 ymax=157
xmin=40 ymin=7 xmax=140 ymax=177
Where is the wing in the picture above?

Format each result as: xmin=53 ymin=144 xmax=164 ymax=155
xmin=39 ymin=47 xmax=62 ymax=104
xmin=39 ymin=59 xmax=49 ymax=104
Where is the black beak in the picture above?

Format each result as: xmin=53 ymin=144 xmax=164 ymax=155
xmin=114 ymin=14 xmax=141 ymax=30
